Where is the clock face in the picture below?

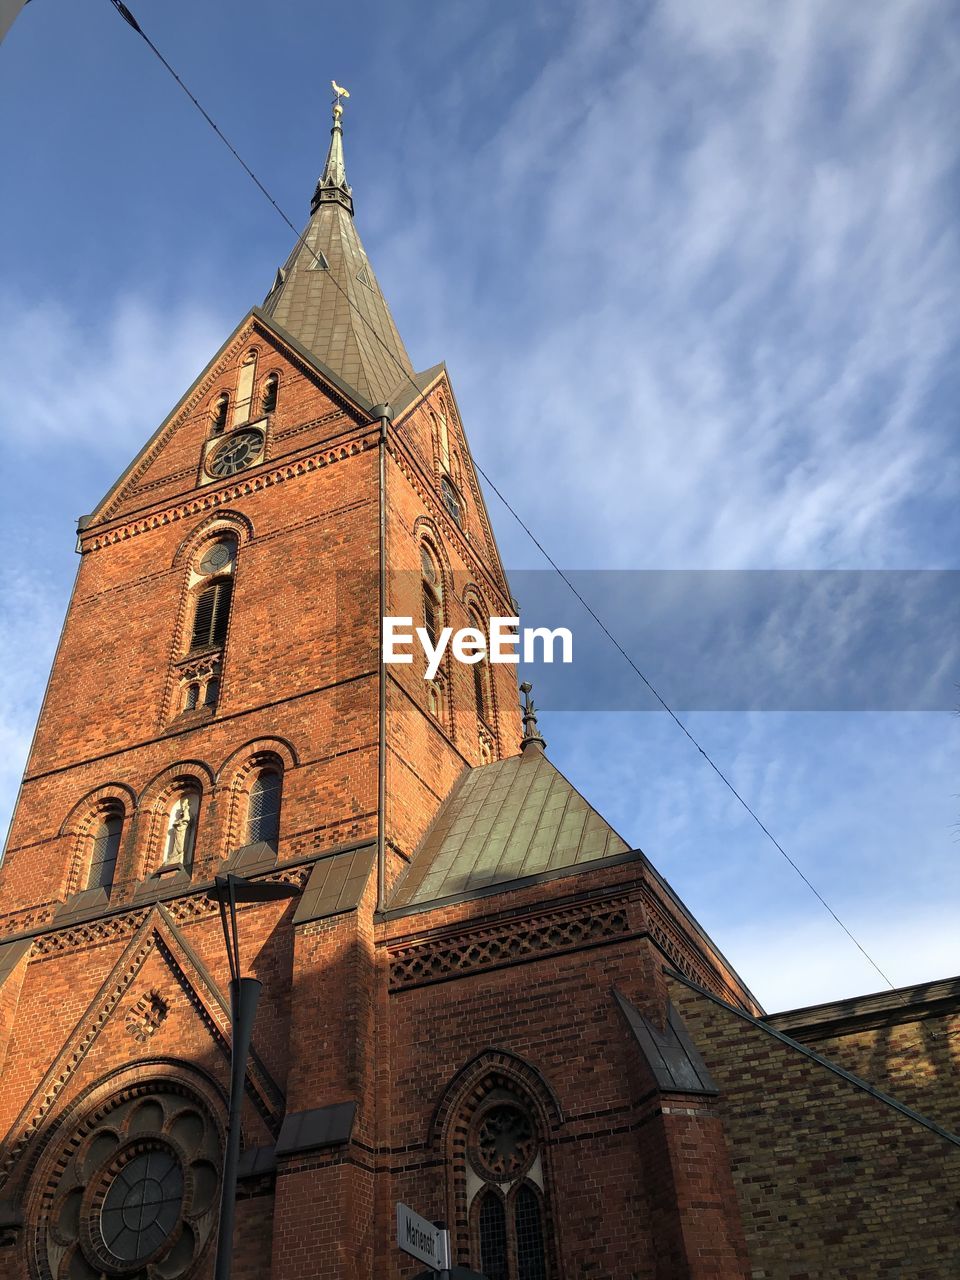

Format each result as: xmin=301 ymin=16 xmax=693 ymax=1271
xmin=206 ymin=429 xmax=264 ymax=478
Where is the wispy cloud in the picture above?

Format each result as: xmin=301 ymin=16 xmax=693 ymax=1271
xmin=1 ymin=0 xmax=956 ymax=1011
xmin=0 ymin=292 xmax=226 ymax=457
xmin=0 ymin=568 xmax=65 ymax=849
xmin=384 ymin=0 xmax=959 ymax=571
xmin=0 ymin=290 xmax=226 ymax=845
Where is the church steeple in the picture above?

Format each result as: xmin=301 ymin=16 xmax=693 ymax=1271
xmin=261 ymin=83 xmax=415 ymax=408
xmin=310 ymin=82 xmax=353 ymax=215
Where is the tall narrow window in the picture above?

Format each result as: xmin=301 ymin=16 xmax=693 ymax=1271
xmin=261 ymin=374 xmax=279 ymax=413
xmin=233 ymin=351 xmax=257 ymax=426
xmin=184 ymin=682 xmax=200 ymax=711
xmin=190 ymin=579 xmax=233 ymax=651
xmin=204 ymin=677 xmax=220 ymax=709
xmin=211 ymin=393 xmax=229 ymax=434
xmin=469 ymin=608 xmax=490 ymax=723
xmin=421 ymin=545 xmax=442 ymax=648
xmin=514 ymin=1187 xmax=547 ymax=1280
xmin=441 ymin=475 xmax=463 ymax=529
xmin=437 ymin=404 xmax=451 ymax=472
xmin=88 ymin=813 xmax=122 ymax=892
xmin=247 ymin=770 xmax=282 ymax=845
xmin=427 ymin=679 xmax=443 ymax=720
xmin=467 ymin=1094 xmax=550 ymax=1280
xmin=478 ymin=1194 xmax=508 ymax=1280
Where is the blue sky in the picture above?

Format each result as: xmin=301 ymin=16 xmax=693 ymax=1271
xmin=1 ymin=0 xmax=957 ymax=1011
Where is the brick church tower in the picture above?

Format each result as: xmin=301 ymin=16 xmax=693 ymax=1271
xmin=0 ymin=94 xmax=817 ymax=1280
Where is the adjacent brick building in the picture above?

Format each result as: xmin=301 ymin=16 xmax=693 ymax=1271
xmin=0 ymin=96 xmax=957 ymax=1280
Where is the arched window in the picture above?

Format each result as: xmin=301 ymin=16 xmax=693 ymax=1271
xmin=420 ymin=544 xmax=442 ymax=649
xmin=261 ymin=373 xmax=279 ymax=413
xmin=189 ymin=579 xmax=233 ymax=651
xmin=514 ymin=1186 xmax=547 ymax=1280
xmin=478 ymin=1193 xmax=508 ymax=1280
xmin=88 ymin=811 xmax=122 ymax=892
xmin=466 ymin=1096 xmax=551 ymax=1280
xmin=247 ymin=770 xmax=281 ymax=845
xmin=435 ymin=403 xmax=451 ymax=473
xmin=235 ymin=350 xmax=257 ymax=424
xmin=184 ymin=682 xmax=200 ymax=711
xmin=204 ymin=677 xmax=220 ymax=709
xmin=468 ymin=607 xmax=491 ymax=724
xmin=427 ymin=678 xmax=443 ymax=720
xmin=441 ymin=475 xmax=463 ymax=529
xmin=211 ymin=393 xmax=229 ymax=434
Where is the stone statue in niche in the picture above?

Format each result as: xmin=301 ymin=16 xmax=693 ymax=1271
xmin=164 ymin=795 xmax=197 ymax=868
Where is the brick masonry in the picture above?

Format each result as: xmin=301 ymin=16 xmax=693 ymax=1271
xmin=0 ymin=312 xmax=956 ymax=1280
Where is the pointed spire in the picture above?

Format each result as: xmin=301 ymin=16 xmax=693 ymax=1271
xmin=261 ymin=83 xmax=416 ymax=408
xmin=311 ymin=81 xmax=354 ymax=216
xmin=519 ymin=682 xmax=547 ymax=755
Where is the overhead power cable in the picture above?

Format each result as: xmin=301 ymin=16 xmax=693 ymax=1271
xmin=106 ymin=0 xmax=909 ymax=1003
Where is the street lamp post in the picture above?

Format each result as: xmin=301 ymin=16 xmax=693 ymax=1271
xmin=208 ymin=872 xmax=300 ymax=1280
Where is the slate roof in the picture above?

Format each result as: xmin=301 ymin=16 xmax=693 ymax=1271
xmin=386 ymin=750 xmax=633 ymax=912
xmin=261 ymin=114 xmax=414 ymax=408
xmin=293 ymin=845 xmax=375 ymax=925
xmin=613 ymin=989 xmax=718 ymax=1095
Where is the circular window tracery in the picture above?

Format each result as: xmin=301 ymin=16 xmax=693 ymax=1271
xmin=198 ymin=541 xmax=235 ymax=576
xmin=470 ymin=1103 xmax=537 ymax=1181
xmin=99 ymin=1148 xmax=183 ymax=1264
xmin=31 ymin=1080 xmax=222 ymax=1280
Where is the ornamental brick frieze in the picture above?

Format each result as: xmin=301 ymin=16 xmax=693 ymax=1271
xmin=640 ymin=889 xmax=725 ymax=996
xmin=98 ymin=326 xmax=260 ymax=522
xmin=84 ymin=435 xmax=376 ymax=553
xmin=0 ymin=903 xmax=58 ymax=939
xmin=388 ymin=900 xmax=632 ymax=992
xmin=387 ymin=440 xmax=510 ymax=601
xmin=31 ymin=909 xmax=150 ymax=959
xmin=1 ymin=908 xmax=289 ymax=1191
xmin=0 ymin=927 xmax=156 ymax=1188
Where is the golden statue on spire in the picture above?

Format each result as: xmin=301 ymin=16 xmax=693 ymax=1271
xmin=331 ymin=80 xmax=350 ymax=122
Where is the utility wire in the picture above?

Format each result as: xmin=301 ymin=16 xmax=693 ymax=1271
xmin=108 ymin=0 xmax=438 ymax=425
xmin=107 ymin=0 xmax=909 ymax=1003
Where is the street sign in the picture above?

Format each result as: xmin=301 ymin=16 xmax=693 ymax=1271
xmin=396 ymin=1203 xmax=450 ymax=1271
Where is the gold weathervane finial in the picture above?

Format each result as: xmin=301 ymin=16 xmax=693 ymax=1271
xmin=331 ymin=80 xmax=350 ymax=122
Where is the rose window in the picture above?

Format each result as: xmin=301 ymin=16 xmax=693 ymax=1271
xmin=472 ymin=1105 xmax=536 ymax=1180
xmin=31 ymin=1080 xmax=222 ymax=1280
xmin=99 ymin=1149 xmax=183 ymax=1263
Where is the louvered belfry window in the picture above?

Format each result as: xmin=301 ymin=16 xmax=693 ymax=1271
xmin=421 ymin=545 xmax=441 ymax=648
xmin=247 ymin=770 xmax=281 ymax=845
xmin=190 ymin=579 xmax=232 ymax=651
xmin=88 ymin=813 xmax=122 ymax=892
xmin=478 ymin=1194 xmax=508 ymax=1280
xmin=261 ymin=374 xmax=278 ymax=413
